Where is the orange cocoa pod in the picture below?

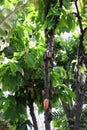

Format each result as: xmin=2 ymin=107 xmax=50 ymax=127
xmin=43 ymin=98 xmax=49 ymax=110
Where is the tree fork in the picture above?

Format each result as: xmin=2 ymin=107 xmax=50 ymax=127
xmin=74 ymin=29 xmax=87 ymax=130
xmin=74 ymin=1 xmax=87 ymax=129
xmin=62 ymin=102 xmax=74 ymax=130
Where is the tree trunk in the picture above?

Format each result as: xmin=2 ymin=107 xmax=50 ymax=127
xmin=43 ymin=1 xmax=63 ymax=130
xmin=44 ymin=109 xmax=51 ymax=130
xmin=73 ymin=1 xmax=87 ymax=130
xmin=44 ymin=58 xmax=51 ymax=130
xmin=44 ymin=1 xmax=53 ymax=130
xmin=62 ymin=102 xmax=74 ymax=130
xmin=29 ymin=102 xmax=38 ymax=130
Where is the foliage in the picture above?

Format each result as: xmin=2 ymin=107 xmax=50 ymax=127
xmin=52 ymin=103 xmax=69 ymax=130
xmin=16 ymin=120 xmax=32 ymax=130
xmin=0 ymin=0 xmax=87 ymax=130
xmin=0 ymin=0 xmax=29 ymax=51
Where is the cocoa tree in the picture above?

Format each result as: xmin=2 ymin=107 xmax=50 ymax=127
xmin=0 ymin=0 xmax=87 ymax=130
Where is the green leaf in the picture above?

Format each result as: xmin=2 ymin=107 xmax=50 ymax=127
xmin=0 ymin=0 xmax=4 ymax=5
xmin=24 ymin=53 xmax=35 ymax=68
xmin=0 ymin=97 xmax=5 ymax=109
xmin=9 ymin=62 xmax=18 ymax=76
xmin=2 ymin=75 xmax=17 ymax=91
xmin=63 ymin=0 xmax=72 ymax=9
xmin=51 ymin=71 xmax=62 ymax=86
xmin=60 ymin=84 xmax=76 ymax=100
xmin=14 ymin=51 xmax=25 ymax=58
xmin=3 ymin=98 xmax=10 ymax=112
xmin=5 ymin=106 xmax=18 ymax=122
xmin=0 ymin=64 xmax=8 ymax=77
xmin=57 ymin=67 xmax=67 ymax=79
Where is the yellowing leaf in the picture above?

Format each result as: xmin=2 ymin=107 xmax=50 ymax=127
xmin=78 ymin=0 xmax=83 ymax=11
xmin=71 ymin=59 xmax=77 ymax=64
xmin=80 ymin=64 xmax=86 ymax=74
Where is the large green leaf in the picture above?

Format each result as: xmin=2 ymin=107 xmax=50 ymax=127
xmin=9 ymin=62 xmax=18 ymax=76
xmin=24 ymin=53 xmax=35 ymax=68
xmin=59 ymin=84 xmax=76 ymax=100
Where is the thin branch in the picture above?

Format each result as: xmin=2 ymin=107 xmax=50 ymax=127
xmin=74 ymin=0 xmax=83 ymax=33
xmin=0 ymin=2 xmax=28 ymax=25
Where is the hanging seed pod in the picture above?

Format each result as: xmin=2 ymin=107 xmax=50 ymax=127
xmin=43 ymin=98 xmax=49 ymax=110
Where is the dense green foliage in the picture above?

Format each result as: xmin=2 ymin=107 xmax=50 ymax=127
xmin=0 ymin=0 xmax=87 ymax=130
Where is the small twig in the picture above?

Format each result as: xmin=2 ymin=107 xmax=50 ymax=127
xmin=0 ymin=3 xmax=27 ymax=25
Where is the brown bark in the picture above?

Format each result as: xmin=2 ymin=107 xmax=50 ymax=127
xmin=44 ymin=1 xmax=54 ymax=130
xmin=62 ymin=102 xmax=74 ymax=130
xmin=61 ymin=2 xmax=87 ymax=130
xmin=62 ymin=29 xmax=87 ymax=130
xmin=43 ymin=1 xmax=63 ymax=130
xmin=44 ymin=36 xmax=54 ymax=130
xmin=29 ymin=102 xmax=38 ymax=130
xmin=73 ymin=1 xmax=87 ymax=130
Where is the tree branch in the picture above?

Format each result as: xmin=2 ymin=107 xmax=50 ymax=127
xmin=74 ymin=0 xmax=83 ymax=33
xmin=74 ymin=2 xmax=87 ymax=128
xmin=29 ymin=99 xmax=38 ymax=130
